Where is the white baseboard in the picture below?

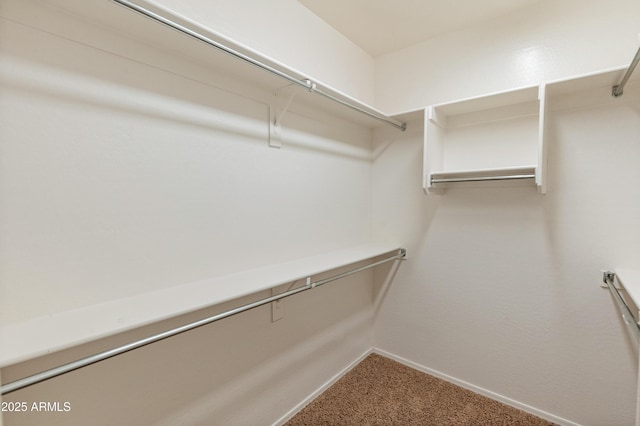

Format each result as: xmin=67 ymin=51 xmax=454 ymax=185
xmin=373 ymin=348 xmax=582 ymax=426
xmin=272 ymin=348 xmax=374 ymax=426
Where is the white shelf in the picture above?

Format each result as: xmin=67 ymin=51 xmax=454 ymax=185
xmin=0 ymin=243 xmax=401 ymax=368
xmin=616 ymin=269 xmax=640 ymax=316
xmin=547 ymin=66 xmax=630 ymax=97
xmin=420 ymin=65 xmax=640 ymax=195
xmin=546 ymin=66 xmax=640 ymax=111
xmin=423 ymin=85 xmax=546 ymax=194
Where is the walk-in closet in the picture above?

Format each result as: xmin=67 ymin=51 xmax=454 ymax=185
xmin=1 ymin=0 xmax=639 ymax=424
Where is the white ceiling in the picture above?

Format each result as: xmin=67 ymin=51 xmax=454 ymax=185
xmin=298 ymin=0 xmax=544 ymax=57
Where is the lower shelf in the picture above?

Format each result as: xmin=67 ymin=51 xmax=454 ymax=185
xmin=0 ymin=243 xmax=403 ymax=368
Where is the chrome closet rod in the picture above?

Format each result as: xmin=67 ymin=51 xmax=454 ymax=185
xmin=612 ymin=46 xmax=640 ymax=97
xmin=0 ymin=249 xmax=406 ymax=396
xmin=311 ymin=85 xmax=406 ymax=131
xmin=110 ymin=0 xmax=406 ymax=131
xmin=603 ymin=272 xmax=640 ymax=340
xmin=431 ymin=174 xmax=536 ymax=184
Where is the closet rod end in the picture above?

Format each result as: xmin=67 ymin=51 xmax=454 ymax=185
xmin=612 ymin=85 xmax=623 ymax=97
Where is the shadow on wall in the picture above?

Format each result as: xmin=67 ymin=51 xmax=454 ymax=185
xmin=1 ymin=270 xmax=376 ymax=425
xmin=3 ymin=9 xmax=373 ymax=162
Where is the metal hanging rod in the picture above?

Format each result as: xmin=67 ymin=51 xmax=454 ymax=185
xmin=612 ymin=45 xmax=640 ymax=97
xmin=110 ymin=0 xmax=406 ymax=131
xmin=431 ymin=173 xmax=536 ymax=184
xmin=602 ymin=271 xmax=640 ymax=340
xmin=1 ymin=249 xmax=406 ymax=396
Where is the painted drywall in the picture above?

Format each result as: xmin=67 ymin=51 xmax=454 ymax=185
xmin=3 ymin=0 xmax=640 ymax=424
xmin=146 ymin=0 xmax=376 ymax=105
xmin=0 ymin=1 xmax=379 ymax=424
xmin=371 ymin=0 xmax=640 ymax=424
xmin=375 ymin=0 xmax=640 ymax=114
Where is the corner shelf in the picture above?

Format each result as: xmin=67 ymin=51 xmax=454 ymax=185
xmin=614 ymin=270 xmax=640 ymax=318
xmin=423 ymin=85 xmax=547 ymax=194
xmin=604 ymin=269 xmax=640 ymax=426
xmin=546 ymin=66 xmax=640 ymax=111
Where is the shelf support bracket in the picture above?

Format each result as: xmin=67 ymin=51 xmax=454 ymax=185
xmin=269 ymin=87 xmax=298 ymax=148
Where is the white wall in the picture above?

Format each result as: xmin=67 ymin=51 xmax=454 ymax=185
xmin=0 ymin=0 xmax=378 ymax=424
xmin=372 ymin=0 xmax=640 ymax=424
xmin=3 ymin=0 xmax=640 ymax=424
xmin=375 ymin=0 xmax=640 ymax=114
xmin=0 ymin=0 xmax=374 ymax=324
xmin=148 ymin=0 xmax=375 ymax=105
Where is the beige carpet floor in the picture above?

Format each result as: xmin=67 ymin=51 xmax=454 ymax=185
xmin=286 ymin=353 xmax=555 ymax=425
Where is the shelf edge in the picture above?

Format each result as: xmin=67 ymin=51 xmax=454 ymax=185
xmin=0 ymin=243 xmax=402 ymax=368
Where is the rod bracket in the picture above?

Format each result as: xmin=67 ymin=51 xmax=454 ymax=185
xmin=601 ymin=270 xmax=616 ymax=288
xmin=601 ymin=270 xmax=624 ymax=290
xmin=603 ymin=271 xmax=615 ymax=283
xmin=612 ymin=85 xmax=623 ymax=97
xmin=269 ymin=86 xmax=298 ymax=148
xmin=611 ymin=44 xmax=640 ymax=98
xmin=307 ymin=276 xmax=316 ymax=289
xmin=303 ymin=79 xmax=317 ymax=93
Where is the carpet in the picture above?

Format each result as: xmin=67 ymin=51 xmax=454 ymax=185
xmin=285 ymin=353 xmax=555 ymax=425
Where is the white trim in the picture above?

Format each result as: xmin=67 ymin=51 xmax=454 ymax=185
xmin=272 ymin=348 xmax=374 ymax=426
xmin=372 ymin=348 xmax=582 ymax=426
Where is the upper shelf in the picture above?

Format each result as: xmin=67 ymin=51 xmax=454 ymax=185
xmin=26 ymin=0 xmax=405 ymax=131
